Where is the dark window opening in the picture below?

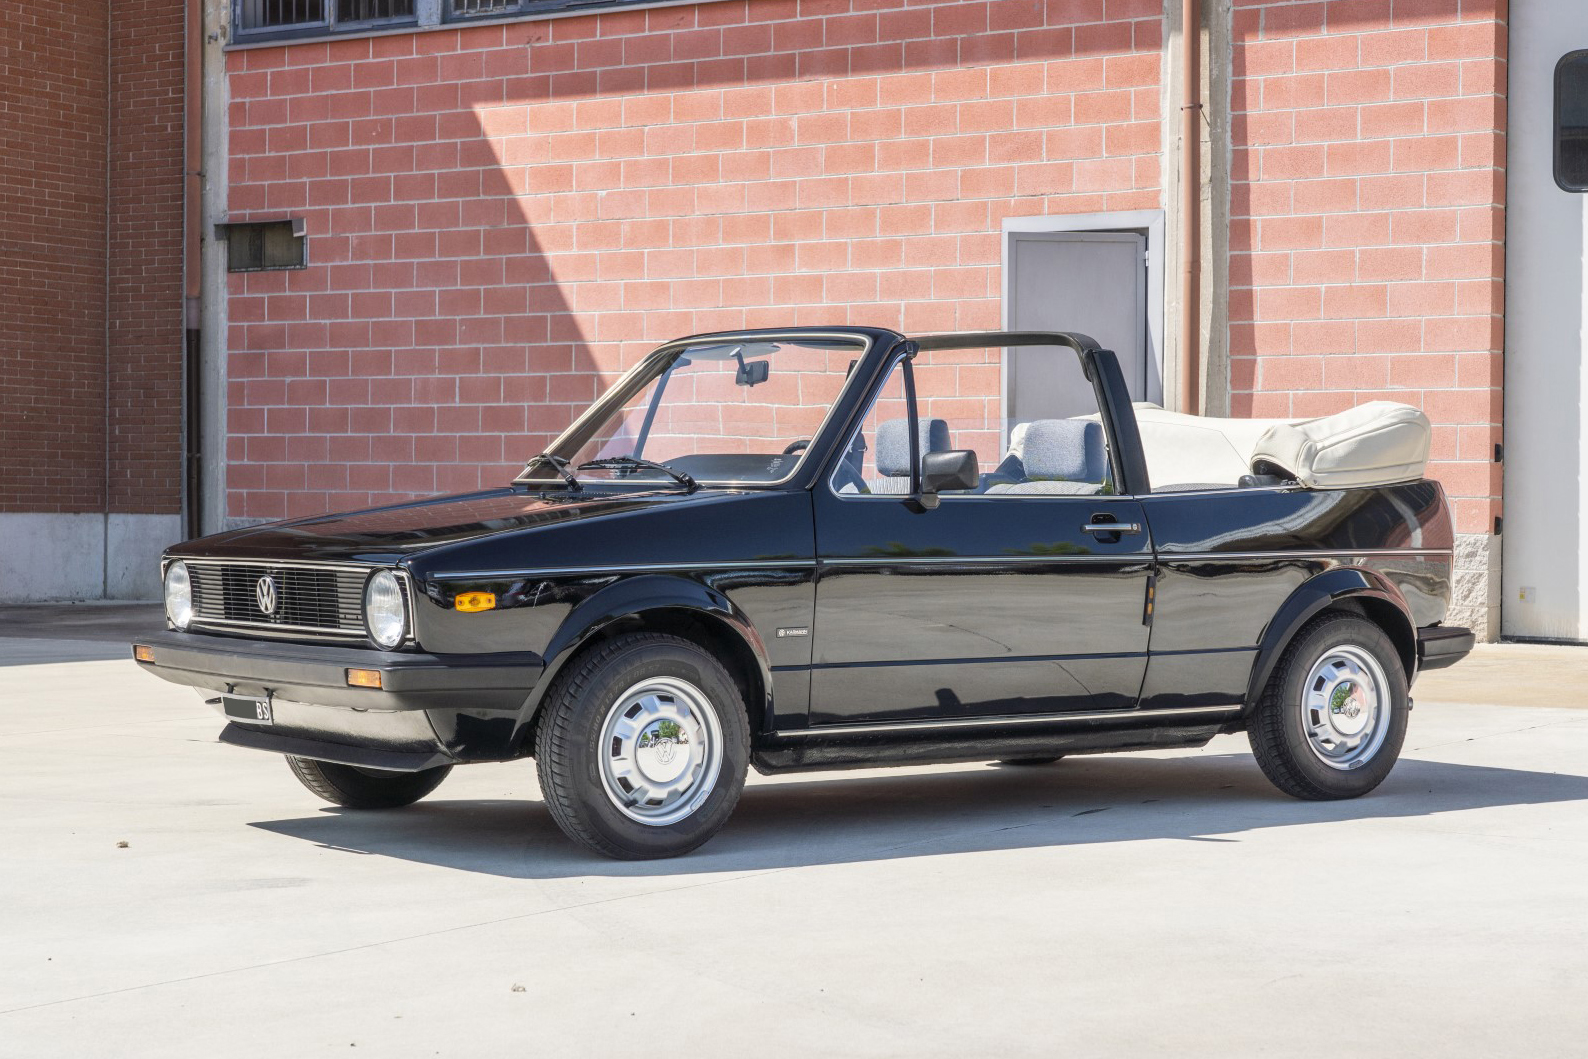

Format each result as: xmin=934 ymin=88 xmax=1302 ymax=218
xmin=338 ymin=0 xmax=416 ymax=24
xmin=1557 ymin=50 xmax=1588 ymax=192
xmin=233 ymin=0 xmax=671 ymax=40
xmin=235 ymin=0 xmax=327 ymax=33
xmin=233 ymin=0 xmax=415 ymax=40
xmin=222 ymin=220 xmax=306 ymax=272
xmin=445 ymin=0 xmax=672 ymax=21
xmin=450 ymin=0 xmax=520 ymax=15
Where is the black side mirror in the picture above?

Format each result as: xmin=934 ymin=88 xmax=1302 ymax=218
xmin=921 ymin=450 xmax=979 ymax=496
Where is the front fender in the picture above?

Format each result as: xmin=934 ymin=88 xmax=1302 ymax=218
xmin=1242 ymin=566 xmax=1417 ymax=712
xmin=517 ymin=572 xmax=774 ymax=733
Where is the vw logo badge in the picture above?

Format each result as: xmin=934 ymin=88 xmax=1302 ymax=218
xmin=255 ymin=575 xmax=278 ymax=616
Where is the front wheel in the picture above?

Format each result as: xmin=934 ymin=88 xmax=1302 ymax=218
xmin=286 ymin=756 xmax=452 ymax=809
xmin=534 ymin=632 xmax=750 ymax=859
xmin=1248 ymin=613 xmax=1408 ymax=800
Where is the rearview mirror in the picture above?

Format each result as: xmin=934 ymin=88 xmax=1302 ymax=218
xmin=735 ymin=359 xmax=769 ymax=386
xmin=921 ymin=450 xmax=979 ymax=495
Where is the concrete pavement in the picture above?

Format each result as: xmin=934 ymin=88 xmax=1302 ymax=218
xmin=1413 ymin=641 xmax=1588 ymax=709
xmin=2 ymin=615 xmax=1587 ymax=1056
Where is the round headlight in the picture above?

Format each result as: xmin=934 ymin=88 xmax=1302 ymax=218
xmin=364 ymin=570 xmax=407 ymax=649
xmin=164 ymin=561 xmax=193 ymax=630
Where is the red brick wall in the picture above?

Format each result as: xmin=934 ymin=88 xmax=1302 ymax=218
xmin=0 ymin=1 xmax=186 ymax=518
xmin=0 ymin=1 xmax=110 ymax=513
xmin=224 ymin=0 xmax=1165 ymax=519
xmin=1228 ymin=0 xmax=1507 ymax=535
xmin=109 ymin=0 xmax=188 ymax=515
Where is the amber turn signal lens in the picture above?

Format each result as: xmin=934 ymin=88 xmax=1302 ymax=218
xmin=454 ymin=591 xmax=496 ymax=613
xmin=133 ymin=644 xmax=155 ymax=663
xmin=346 ymin=668 xmax=383 ymax=689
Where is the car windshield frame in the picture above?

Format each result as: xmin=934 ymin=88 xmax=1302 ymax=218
xmin=514 ymin=329 xmax=878 ymax=490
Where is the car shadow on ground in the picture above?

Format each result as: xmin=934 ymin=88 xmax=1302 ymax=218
xmin=0 ymin=603 xmax=163 ymax=666
xmin=247 ymin=752 xmax=1588 ymax=880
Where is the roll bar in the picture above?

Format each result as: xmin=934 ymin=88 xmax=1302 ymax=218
xmin=912 ymin=330 xmax=1103 ymax=355
xmin=905 ymin=331 xmax=1152 ymax=496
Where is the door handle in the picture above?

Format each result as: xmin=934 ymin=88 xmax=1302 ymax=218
xmin=1083 ymin=522 xmax=1141 ymax=535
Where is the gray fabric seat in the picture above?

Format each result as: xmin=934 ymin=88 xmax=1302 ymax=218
xmin=986 ymin=419 xmax=1107 ymax=495
xmin=864 ymin=417 xmax=951 ymax=494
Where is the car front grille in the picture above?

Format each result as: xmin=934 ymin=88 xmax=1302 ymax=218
xmin=183 ymin=560 xmax=389 ymax=641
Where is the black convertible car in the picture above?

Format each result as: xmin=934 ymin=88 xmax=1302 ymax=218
xmin=136 ymin=327 xmax=1473 ymax=858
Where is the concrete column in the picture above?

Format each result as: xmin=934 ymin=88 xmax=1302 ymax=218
xmin=1161 ymin=0 xmax=1228 ymax=415
xmin=200 ymin=0 xmax=231 ymax=536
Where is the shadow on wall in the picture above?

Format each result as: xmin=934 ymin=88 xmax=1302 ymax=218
xmin=247 ymin=753 xmax=1588 ymax=880
xmin=229 ymin=126 xmax=607 ymax=519
xmin=226 ymin=5 xmax=1174 ymax=521
xmin=1222 ymin=1 xmax=1510 ymax=575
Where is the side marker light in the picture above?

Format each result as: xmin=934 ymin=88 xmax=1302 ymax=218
xmin=346 ymin=668 xmax=383 ymax=689
xmin=454 ymin=591 xmax=497 ymax=613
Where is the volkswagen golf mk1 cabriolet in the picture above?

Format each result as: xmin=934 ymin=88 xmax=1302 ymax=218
xmin=135 ymin=327 xmax=1473 ymax=859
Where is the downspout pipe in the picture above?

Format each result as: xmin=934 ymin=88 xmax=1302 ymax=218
xmin=183 ymin=0 xmax=204 ymax=539
xmin=1180 ymin=0 xmax=1202 ymax=415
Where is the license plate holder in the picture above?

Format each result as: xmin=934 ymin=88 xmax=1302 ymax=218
xmin=221 ymin=692 xmax=273 ymax=725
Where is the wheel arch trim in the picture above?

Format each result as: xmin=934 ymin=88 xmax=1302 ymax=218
xmin=1242 ymin=567 xmax=1417 ymax=713
xmin=518 ymin=573 xmax=774 ymax=742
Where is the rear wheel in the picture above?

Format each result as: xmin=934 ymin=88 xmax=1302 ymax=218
xmin=286 ymin=756 xmax=452 ymax=809
xmin=1248 ymin=613 xmax=1408 ymax=800
xmin=534 ymin=632 xmax=750 ymax=859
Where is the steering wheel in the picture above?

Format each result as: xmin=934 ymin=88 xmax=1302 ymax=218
xmin=782 ymin=438 xmax=811 ymax=455
xmin=830 ymin=458 xmax=866 ymax=494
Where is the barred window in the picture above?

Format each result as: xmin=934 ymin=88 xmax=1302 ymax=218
xmin=233 ymin=0 xmax=415 ymax=40
xmin=445 ymin=0 xmax=664 ymax=21
xmin=450 ymin=0 xmax=520 ymax=15
xmin=232 ymin=0 xmax=672 ymax=42
xmin=338 ymin=0 xmax=416 ymax=24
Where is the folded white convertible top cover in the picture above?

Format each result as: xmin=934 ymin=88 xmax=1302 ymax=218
xmin=1251 ymin=401 xmax=1430 ymax=489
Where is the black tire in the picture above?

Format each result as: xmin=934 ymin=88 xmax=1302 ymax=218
xmin=998 ymin=756 xmax=1065 ymax=766
xmin=534 ymin=632 xmax=750 ymax=860
xmin=286 ymin=756 xmax=452 ymax=809
xmin=1247 ymin=613 xmax=1409 ymax=800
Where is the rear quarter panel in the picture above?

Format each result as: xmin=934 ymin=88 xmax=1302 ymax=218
xmin=1139 ymin=481 xmax=1454 ymax=708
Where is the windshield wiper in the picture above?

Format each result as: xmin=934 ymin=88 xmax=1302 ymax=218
xmin=578 ymin=457 xmax=697 ymax=492
xmin=524 ymin=452 xmax=582 ymax=492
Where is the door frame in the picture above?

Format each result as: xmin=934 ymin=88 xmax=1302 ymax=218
xmin=1001 ymin=210 xmax=1167 ymax=423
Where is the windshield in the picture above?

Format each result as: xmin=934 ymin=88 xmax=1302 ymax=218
xmin=517 ymin=333 xmax=872 ymax=488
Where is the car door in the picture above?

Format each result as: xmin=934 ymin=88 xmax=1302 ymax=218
xmin=809 ymin=341 xmax=1154 ymax=727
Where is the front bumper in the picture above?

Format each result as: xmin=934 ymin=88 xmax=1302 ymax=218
xmin=134 ymin=630 xmax=543 ymax=711
xmin=133 ymin=630 xmax=544 ymax=764
xmin=1417 ymin=625 xmax=1475 ymax=672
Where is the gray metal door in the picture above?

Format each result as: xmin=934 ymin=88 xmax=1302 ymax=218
xmin=1006 ymin=231 xmax=1150 ymax=423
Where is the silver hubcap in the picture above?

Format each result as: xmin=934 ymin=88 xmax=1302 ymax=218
xmin=598 ymin=676 xmax=723 ymax=826
xmin=1302 ymin=645 xmax=1390 ymax=770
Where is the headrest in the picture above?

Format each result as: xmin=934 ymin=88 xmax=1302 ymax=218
xmin=1251 ymin=401 xmax=1430 ymax=489
xmin=875 ymin=417 xmax=950 ymax=477
xmin=1016 ymin=419 xmax=1107 ymax=482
